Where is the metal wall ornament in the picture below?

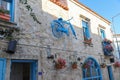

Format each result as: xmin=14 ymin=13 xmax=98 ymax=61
xmin=51 ymin=18 xmax=77 ymax=39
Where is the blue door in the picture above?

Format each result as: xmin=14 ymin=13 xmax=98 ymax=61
xmin=10 ymin=60 xmax=38 ymax=80
xmin=0 ymin=58 xmax=6 ymax=80
xmin=107 ymin=66 xmax=114 ymax=80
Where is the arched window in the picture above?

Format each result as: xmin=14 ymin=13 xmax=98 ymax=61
xmin=82 ymin=57 xmax=102 ymax=80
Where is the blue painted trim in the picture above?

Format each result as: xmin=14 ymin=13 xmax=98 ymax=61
xmin=107 ymin=66 xmax=114 ymax=80
xmin=0 ymin=58 xmax=6 ymax=80
xmin=11 ymin=59 xmax=38 ymax=80
xmin=10 ymin=0 xmax=15 ymax=22
xmin=11 ymin=59 xmax=37 ymax=63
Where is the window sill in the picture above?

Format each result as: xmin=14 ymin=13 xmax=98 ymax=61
xmin=50 ymin=0 xmax=69 ymax=10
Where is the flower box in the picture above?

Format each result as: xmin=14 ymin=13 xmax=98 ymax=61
xmin=83 ymin=36 xmax=92 ymax=46
xmin=0 ymin=7 xmax=10 ymax=21
xmin=102 ymin=39 xmax=114 ymax=56
xmin=0 ymin=13 xmax=10 ymax=21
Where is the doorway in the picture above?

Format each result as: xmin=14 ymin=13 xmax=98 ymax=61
xmin=10 ymin=60 xmax=38 ymax=80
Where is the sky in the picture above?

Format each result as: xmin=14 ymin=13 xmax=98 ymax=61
xmin=78 ymin=0 xmax=120 ymax=34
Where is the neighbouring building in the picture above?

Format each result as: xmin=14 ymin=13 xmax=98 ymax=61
xmin=113 ymin=34 xmax=120 ymax=59
xmin=0 ymin=0 xmax=119 ymax=80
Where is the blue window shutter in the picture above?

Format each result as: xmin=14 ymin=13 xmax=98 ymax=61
xmin=82 ymin=21 xmax=90 ymax=39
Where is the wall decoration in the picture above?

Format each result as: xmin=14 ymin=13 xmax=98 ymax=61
xmin=51 ymin=18 xmax=77 ymax=39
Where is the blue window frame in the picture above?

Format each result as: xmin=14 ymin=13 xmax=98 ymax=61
xmin=0 ymin=0 xmax=14 ymax=21
xmin=82 ymin=20 xmax=90 ymax=40
xmin=82 ymin=57 xmax=102 ymax=80
xmin=100 ymin=29 xmax=106 ymax=39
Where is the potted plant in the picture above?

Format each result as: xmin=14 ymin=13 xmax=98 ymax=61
xmin=54 ymin=57 xmax=66 ymax=69
xmin=100 ymin=63 xmax=106 ymax=68
xmin=0 ymin=6 xmax=10 ymax=21
xmin=102 ymin=38 xmax=114 ymax=56
xmin=83 ymin=36 xmax=92 ymax=46
xmin=71 ymin=62 xmax=77 ymax=69
xmin=82 ymin=60 xmax=92 ymax=69
xmin=113 ymin=61 xmax=120 ymax=68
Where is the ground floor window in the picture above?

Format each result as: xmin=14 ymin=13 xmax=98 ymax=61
xmin=82 ymin=57 xmax=102 ymax=80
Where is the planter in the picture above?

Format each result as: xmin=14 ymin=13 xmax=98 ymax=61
xmin=114 ymin=61 xmax=120 ymax=68
xmin=84 ymin=38 xmax=92 ymax=45
xmin=55 ymin=63 xmax=65 ymax=69
xmin=100 ymin=63 xmax=106 ymax=68
xmin=7 ymin=40 xmax=17 ymax=54
xmin=72 ymin=63 xmax=77 ymax=69
xmin=0 ymin=13 xmax=10 ymax=21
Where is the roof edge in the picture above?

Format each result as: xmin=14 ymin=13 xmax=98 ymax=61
xmin=70 ymin=0 xmax=111 ymax=25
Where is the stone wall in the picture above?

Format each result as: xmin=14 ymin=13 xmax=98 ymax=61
xmin=0 ymin=0 xmax=118 ymax=80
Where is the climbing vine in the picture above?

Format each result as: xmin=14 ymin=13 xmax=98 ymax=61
xmin=19 ymin=0 xmax=41 ymax=24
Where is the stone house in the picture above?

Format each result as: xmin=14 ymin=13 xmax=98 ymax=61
xmin=0 ymin=0 xmax=119 ymax=80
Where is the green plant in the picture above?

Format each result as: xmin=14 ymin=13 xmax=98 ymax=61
xmin=19 ymin=0 xmax=41 ymax=24
xmin=0 ymin=8 xmax=10 ymax=14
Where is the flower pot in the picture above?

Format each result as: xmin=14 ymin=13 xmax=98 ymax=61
xmin=55 ymin=63 xmax=63 ymax=69
xmin=100 ymin=64 xmax=106 ymax=68
xmin=72 ymin=63 xmax=77 ymax=69
xmin=0 ymin=13 xmax=10 ymax=21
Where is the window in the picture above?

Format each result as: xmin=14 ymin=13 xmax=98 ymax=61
xmin=82 ymin=20 xmax=90 ymax=40
xmin=0 ymin=0 xmax=14 ymax=21
xmin=82 ymin=58 xmax=102 ymax=80
xmin=50 ymin=0 xmax=68 ymax=10
xmin=100 ymin=29 xmax=106 ymax=39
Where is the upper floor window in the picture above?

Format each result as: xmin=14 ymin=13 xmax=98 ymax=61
xmin=0 ymin=0 xmax=14 ymax=21
xmin=82 ymin=20 xmax=90 ymax=40
xmin=50 ymin=0 xmax=68 ymax=10
xmin=100 ymin=29 xmax=106 ymax=39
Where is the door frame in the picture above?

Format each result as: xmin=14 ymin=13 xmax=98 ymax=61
xmin=0 ymin=58 xmax=6 ymax=80
xmin=107 ymin=66 xmax=114 ymax=80
xmin=11 ymin=59 xmax=38 ymax=80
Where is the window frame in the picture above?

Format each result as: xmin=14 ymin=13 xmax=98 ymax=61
xmin=82 ymin=19 xmax=91 ymax=40
xmin=82 ymin=57 xmax=102 ymax=80
xmin=100 ymin=28 xmax=106 ymax=39
xmin=0 ymin=0 xmax=15 ymax=21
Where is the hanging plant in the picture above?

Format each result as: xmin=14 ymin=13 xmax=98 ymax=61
xmin=19 ymin=0 xmax=41 ymax=24
xmin=102 ymin=38 xmax=114 ymax=56
xmin=54 ymin=57 xmax=66 ymax=69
